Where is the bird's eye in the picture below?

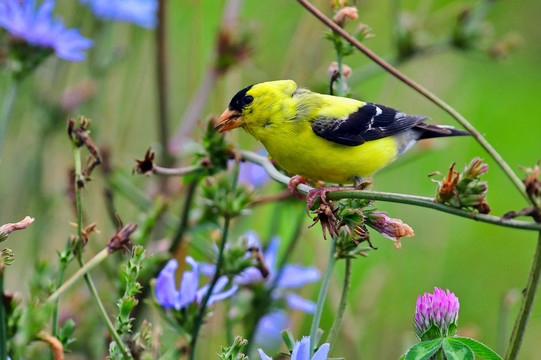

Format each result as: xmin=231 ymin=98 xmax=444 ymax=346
xmin=243 ymin=95 xmax=254 ymax=105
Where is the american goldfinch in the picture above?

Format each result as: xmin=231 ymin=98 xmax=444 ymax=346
xmin=215 ymin=80 xmax=468 ymax=185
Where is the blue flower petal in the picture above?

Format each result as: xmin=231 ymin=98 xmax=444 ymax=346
xmin=277 ymin=264 xmax=320 ymax=289
xmin=176 ymin=256 xmax=199 ymax=309
xmin=79 ymin=0 xmax=158 ymax=29
xmin=155 ymin=259 xmax=179 ymax=308
xmin=285 ymin=293 xmax=316 ymax=314
xmin=291 ymin=336 xmax=310 ymax=360
xmin=257 ymin=349 xmax=273 ymax=360
xmin=253 ymin=310 xmax=289 ymax=349
xmin=312 ymin=343 xmax=330 ymax=360
xmin=263 ymin=236 xmax=280 ymax=275
xmin=0 ymin=0 xmax=92 ymax=61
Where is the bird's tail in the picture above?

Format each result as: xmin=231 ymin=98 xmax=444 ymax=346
xmin=414 ymin=123 xmax=470 ymax=139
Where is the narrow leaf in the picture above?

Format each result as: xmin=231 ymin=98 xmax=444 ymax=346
xmin=452 ymin=337 xmax=503 ymax=360
xmin=405 ymin=338 xmax=444 ymax=360
xmin=443 ymin=338 xmax=474 ymax=360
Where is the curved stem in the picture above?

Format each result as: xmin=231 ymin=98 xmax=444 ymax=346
xmin=505 ymin=232 xmax=541 ymax=360
xmin=189 ymin=216 xmax=230 ymax=360
xmin=0 ymin=81 xmax=18 ymax=158
xmin=169 ymin=179 xmax=199 ymax=253
xmin=326 ymin=257 xmax=352 ymax=348
xmin=309 ymin=236 xmax=337 ymax=358
xmin=295 ymin=0 xmax=533 ymax=206
xmin=0 ymin=267 xmax=6 ymax=360
xmin=46 ymin=248 xmax=109 ymax=305
xmin=239 ymin=150 xmax=541 ymax=232
xmin=153 ymin=164 xmax=201 ymax=176
xmin=71 ymin=146 xmax=132 ymax=359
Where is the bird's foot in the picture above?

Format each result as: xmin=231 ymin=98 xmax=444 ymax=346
xmin=288 ymin=175 xmax=308 ymax=199
xmin=306 ymin=185 xmax=357 ymax=214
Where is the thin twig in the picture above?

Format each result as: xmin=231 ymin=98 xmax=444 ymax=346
xmin=295 ymin=0 xmax=533 ymax=206
xmin=153 ymin=164 xmax=201 ymax=176
xmin=326 ymin=257 xmax=352 ymax=348
xmin=309 ymin=236 xmax=337 ymax=358
xmin=156 ymin=0 xmax=171 ymax=165
xmin=46 ymin=248 xmax=109 ymax=305
xmin=0 ymin=266 xmax=6 ymax=360
xmin=505 ymin=232 xmax=541 ymax=360
xmin=37 ymin=332 xmax=64 ymax=360
xmin=169 ymin=179 xmax=199 ymax=253
xmin=0 ymin=81 xmax=18 ymax=157
xmin=239 ymin=150 xmax=541 ymax=232
xmin=189 ymin=216 xmax=231 ymax=360
xmin=72 ymin=146 xmax=132 ymax=360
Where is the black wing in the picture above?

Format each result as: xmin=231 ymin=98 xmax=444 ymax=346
xmin=311 ymin=103 xmax=429 ymax=146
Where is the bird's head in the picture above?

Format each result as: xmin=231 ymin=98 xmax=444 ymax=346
xmin=215 ymin=80 xmax=298 ymax=134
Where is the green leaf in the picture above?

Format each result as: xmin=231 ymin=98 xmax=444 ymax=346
xmin=452 ymin=337 xmax=503 ymax=360
xmin=405 ymin=338 xmax=444 ymax=360
xmin=420 ymin=324 xmax=442 ymax=341
xmin=443 ymin=338 xmax=474 ymax=360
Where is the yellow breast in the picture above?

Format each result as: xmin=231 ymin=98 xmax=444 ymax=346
xmin=257 ymin=121 xmax=398 ymax=184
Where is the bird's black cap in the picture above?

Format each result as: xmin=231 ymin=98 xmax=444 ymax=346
xmin=228 ymin=84 xmax=253 ymax=112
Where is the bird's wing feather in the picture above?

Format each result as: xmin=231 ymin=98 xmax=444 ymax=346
xmin=311 ymin=103 xmax=429 ymax=146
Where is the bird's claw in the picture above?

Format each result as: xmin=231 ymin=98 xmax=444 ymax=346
xmin=288 ymin=175 xmax=308 ymax=200
xmin=306 ymin=185 xmax=356 ymax=214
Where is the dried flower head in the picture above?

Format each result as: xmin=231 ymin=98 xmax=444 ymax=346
xmin=365 ymin=212 xmax=414 ymax=249
xmin=309 ymin=202 xmax=340 ymax=240
xmin=521 ymin=161 xmax=540 ymax=198
xmin=0 ymin=216 xmax=34 ymax=241
xmin=431 ymin=158 xmax=491 ymax=214
xmin=414 ymin=287 xmax=460 ymax=340
xmin=333 ymin=6 xmax=358 ymax=26
xmin=327 ymin=61 xmax=352 ymax=80
xmin=134 ymin=148 xmax=155 ymax=175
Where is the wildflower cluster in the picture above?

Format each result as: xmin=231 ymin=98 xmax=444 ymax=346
xmin=0 ymin=0 xmax=92 ymax=78
xmin=431 ymin=157 xmax=491 ymax=214
xmin=403 ymin=288 xmax=501 ymax=360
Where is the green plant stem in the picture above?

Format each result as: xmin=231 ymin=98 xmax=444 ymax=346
xmin=46 ymin=248 xmax=109 ymax=305
xmin=295 ymin=0 xmax=533 ymax=206
xmin=326 ymin=257 xmax=352 ymax=348
xmin=335 ymin=47 xmax=345 ymax=97
xmin=309 ymin=236 xmax=337 ymax=358
xmin=169 ymin=179 xmax=199 ymax=253
xmin=189 ymin=216 xmax=231 ymax=360
xmin=156 ymin=0 xmax=172 ymax=165
xmin=505 ymin=231 xmax=541 ymax=360
xmin=0 ymin=267 xmax=7 ymax=360
xmin=239 ymin=150 xmax=541 ymax=232
xmin=71 ymin=146 xmax=132 ymax=360
xmin=0 ymin=81 xmax=18 ymax=157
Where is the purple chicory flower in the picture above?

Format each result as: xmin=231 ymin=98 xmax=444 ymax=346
xmin=236 ymin=231 xmax=320 ymax=313
xmin=414 ymin=287 xmax=460 ymax=339
xmin=252 ymin=310 xmax=289 ymax=349
xmin=237 ymin=231 xmax=319 ymax=348
xmin=79 ymin=0 xmax=158 ymax=29
xmin=0 ymin=0 xmax=93 ymax=61
xmin=258 ymin=336 xmax=330 ymax=360
xmin=235 ymin=149 xmax=271 ymax=188
xmin=155 ymin=257 xmax=237 ymax=310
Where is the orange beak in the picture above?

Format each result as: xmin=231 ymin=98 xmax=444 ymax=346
xmin=214 ymin=108 xmax=244 ymax=133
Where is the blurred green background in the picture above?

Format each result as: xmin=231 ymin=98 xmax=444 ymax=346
xmin=1 ymin=0 xmax=541 ymax=358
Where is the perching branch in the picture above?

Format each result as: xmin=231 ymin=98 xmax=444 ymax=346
xmin=239 ymin=150 xmax=541 ymax=232
xmin=294 ymin=0 xmax=535 ymax=208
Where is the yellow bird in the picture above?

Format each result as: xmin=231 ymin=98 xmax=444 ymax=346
xmin=215 ymin=80 xmax=468 ymax=187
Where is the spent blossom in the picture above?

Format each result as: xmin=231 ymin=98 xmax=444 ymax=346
xmin=0 ymin=0 xmax=93 ymax=61
xmin=258 ymin=336 xmax=330 ymax=360
xmin=155 ymin=257 xmax=237 ymax=310
xmin=365 ymin=211 xmax=414 ymax=248
xmin=414 ymin=287 xmax=460 ymax=339
xmin=79 ymin=0 xmax=158 ymax=29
